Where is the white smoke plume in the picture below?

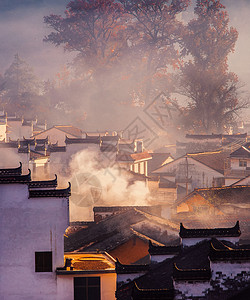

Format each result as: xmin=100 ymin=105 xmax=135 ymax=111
xmin=66 ymin=149 xmax=151 ymax=221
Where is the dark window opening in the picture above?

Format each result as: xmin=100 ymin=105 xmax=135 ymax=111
xmin=74 ymin=277 xmax=100 ymax=300
xmin=35 ymin=251 xmax=52 ymax=272
xmin=239 ymin=160 xmax=247 ymax=167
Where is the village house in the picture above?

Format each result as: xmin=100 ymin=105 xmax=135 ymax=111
xmin=0 ymin=163 xmax=70 ymax=299
xmin=174 ymin=185 xmax=250 ymax=219
xmin=32 ymin=125 xmax=83 ymax=146
xmin=152 ymin=151 xmax=227 ymax=199
xmin=116 ymin=221 xmax=250 ymax=300
xmin=224 ymin=142 xmax=250 ymax=185
xmin=65 ymin=206 xmax=179 ymax=265
xmin=0 ymin=163 xmax=117 ymax=300
xmin=176 ymin=133 xmax=247 ymax=157
xmin=0 ymin=112 xmax=44 ymax=140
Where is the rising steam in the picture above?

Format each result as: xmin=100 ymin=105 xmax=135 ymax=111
xmin=66 ymin=149 xmax=151 ymax=221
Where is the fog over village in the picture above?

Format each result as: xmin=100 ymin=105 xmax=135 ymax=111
xmin=1 ymin=1 xmax=250 ymax=300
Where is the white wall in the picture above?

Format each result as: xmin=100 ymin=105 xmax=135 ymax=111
xmin=0 ymin=123 xmax=6 ymax=141
xmin=0 ymin=183 xmax=69 ymax=300
xmin=174 ymin=281 xmax=211 ymax=299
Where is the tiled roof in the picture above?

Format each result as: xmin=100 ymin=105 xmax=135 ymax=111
xmin=186 ymin=134 xmax=223 ymax=139
xmin=0 ymin=162 xmax=22 ymax=175
xmin=179 ymin=221 xmax=241 ymax=238
xmin=36 ymin=136 xmax=49 ymax=144
xmin=0 ymin=169 xmax=31 ymax=184
xmin=176 ymin=185 xmax=250 ymax=207
xmin=230 ymin=143 xmax=250 ymax=158
xmin=173 ymin=263 xmax=211 ymax=281
xmin=209 ymin=241 xmax=250 ymax=261
xmin=93 ymin=206 xmax=160 ymax=213
xmin=130 ymin=152 xmax=152 ymax=161
xmin=65 ymin=135 xmax=100 ymax=144
xmin=147 ymin=153 xmax=173 ymax=175
xmin=29 ymin=182 xmax=71 ymax=198
xmin=186 ymin=133 xmax=247 ymax=140
xmin=65 ymin=208 xmax=179 ymax=253
xmin=18 ymin=146 xmax=29 ymax=153
xmin=148 ymin=241 xmax=181 ymax=255
xmin=54 ymin=125 xmax=82 ymax=137
xmin=21 ymin=137 xmax=36 ymax=146
xmin=28 ymin=174 xmax=57 ymax=188
xmin=132 ymin=283 xmax=175 ymax=300
xmin=48 ymin=145 xmax=66 ymax=152
xmin=34 ymin=144 xmax=46 ymax=152
xmin=116 ymin=259 xmax=149 ymax=274
xmin=187 ymin=150 xmax=229 ymax=174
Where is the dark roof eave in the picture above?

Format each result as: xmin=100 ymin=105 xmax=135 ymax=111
xmin=29 ymin=182 xmax=71 ymax=198
xmin=179 ymin=221 xmax=241 ymax=238
xmin=28 ymin=174 xmax=57 ymax=188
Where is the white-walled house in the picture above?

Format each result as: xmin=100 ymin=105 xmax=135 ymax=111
xmin=153 ymin=152 xmax=226 ymax=197
xmin=224 ymin=142 xmax=250 ymax=185
xmin=0 ymin=165 xmax=70 ymax=300
xmin=0 ymin=163 xmax=117 ymax=300
xmin=116 ymin=221 xmax=250 ymax=300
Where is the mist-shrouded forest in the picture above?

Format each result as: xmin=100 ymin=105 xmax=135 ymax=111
xmin=0 ymin=0 xmax=250 ymax=144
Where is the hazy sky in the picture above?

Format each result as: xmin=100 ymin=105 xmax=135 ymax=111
xmin=0 ymin=0 xmax=249 ymax=97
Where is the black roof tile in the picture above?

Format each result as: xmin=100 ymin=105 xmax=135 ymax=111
xmin=148 ymin=240 xmax=181 ymax=255
xmin=29 ymin=182 xmax=71 ymax=198
xmin=28 ymin=174 xmax=57 ymax=188
xmin=179 ymin=221 xmax=241 ymax=238
xmin=0 ymin=162 xmax=22 ymax=175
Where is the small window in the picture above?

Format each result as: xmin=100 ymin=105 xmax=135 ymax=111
xmin=74 ymin=277 xmax=100 ymax=300
xmin=239 ymin=160 xmax=247 ymax=167
xmin=35 ymin=251 xmax=52 ymax=272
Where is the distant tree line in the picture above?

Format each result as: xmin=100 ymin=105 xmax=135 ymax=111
xmin=0 ymin=1 xmax=248 ymax=133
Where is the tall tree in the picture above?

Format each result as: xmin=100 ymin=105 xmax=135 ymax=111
xmin=3 ymin=54 xmax=40 ymax=114
xmin=44 ymin=0 xmax=124 ymax=75
xmin=179 ymin=0 xmax=246 ymax=133
xmin=119 ymin=0 xmax=190 ymax=103
xmin=44 ymin=0 xmax=190 ymax=104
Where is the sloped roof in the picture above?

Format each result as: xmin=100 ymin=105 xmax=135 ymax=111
xmin=187 ymin=150 xmax=229 ymax=174
xmin=153 ymin=152 xmax=226 ymax=175
xmin=117 ymin=236 xmax=250 ymax=299
xmin=147 ymin=153 xmax=174 ymax=175
xmin=230 ymin=142 xmax=250 ymax=158
xmin=65 ymin=208 xmax=179 ymax=253
xmin=176 ymin=185 xmax=250 ymax=207
xmin=29 ymin=182 xmax=71 ymax=198
xmin=0 ymin=162 xmax=22 ymax=175
xmin=179 ymin=221 xmax=241 ymax=238
xmin=130 ymin=152 xmax=152 ymax=161
xmin=33 ymin=125 xmax=82 ymax=138
xmin=54 ymin=125 xmax=82 ymax=137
